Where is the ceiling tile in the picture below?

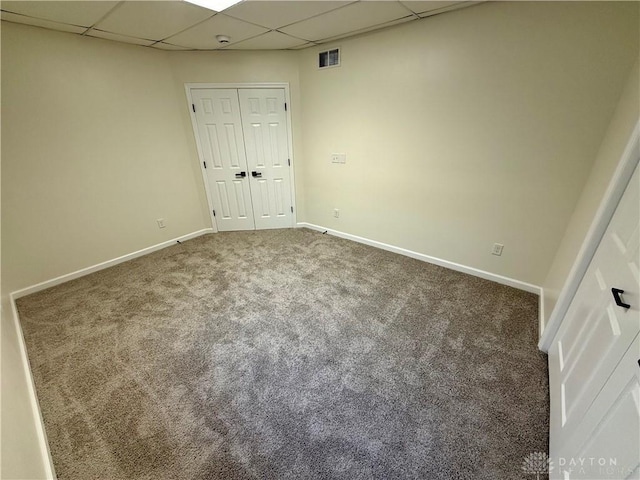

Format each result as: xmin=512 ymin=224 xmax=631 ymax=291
xmin=95 ymin=1 xmax=214 ymax=42
xmin=86 ymin=29 xmax=156 ymax=46
xmin=1 ymin=11 xmax=87 ymax=33
xmin=417 ymin=1 xmax=479 ymax=17
xmin=225 ymin=30 xmax=307 ymax=50
xmin=280 ymin=1 xmax=412 ymax=42
xmin=224 ymin=1 xmax=351 ymax=30
xmin=317 ymin=15 xmax=415 ymax=44
xmin=165 ymin=13 xmax=268 ymax=49
xmin=151 ymin=42 xmax=195 ymax=51
xmin=399 ymin=1 xmax=460 ymax=15
xmin=288 ymin=42 xmax=317 ymax=50
xmin=0 ymin=1 xmax=118 ymax=28
xmin=1 ymin=1 xmax=481 ymax=51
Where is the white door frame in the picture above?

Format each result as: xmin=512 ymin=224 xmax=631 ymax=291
xmin=185 ymin=83 xmax=298 ymax=233
xmin=539 ymin=120 xmax=640 ymax=352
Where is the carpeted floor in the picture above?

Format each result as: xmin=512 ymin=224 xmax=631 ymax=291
xmin=17 ymin=228 xmax=548 ymax=479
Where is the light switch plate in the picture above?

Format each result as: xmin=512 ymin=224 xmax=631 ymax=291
xmin=332 ymin=153 xmax=346 ymax=164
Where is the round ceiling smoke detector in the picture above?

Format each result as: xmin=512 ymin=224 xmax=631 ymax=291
xmin=216 ymin=35 xmax=231 ymax=44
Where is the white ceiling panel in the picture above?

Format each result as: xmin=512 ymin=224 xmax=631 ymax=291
xmin=416 ymin=1 xmax=478 ymax=17
xmin=1 ymin=10 xmax=87 ymax=33
xmin=318 ymin=14 xmax=414 ymax=44
xmin=86 ymin=29 xmax=156 ymax=46
xmin=224 ymin=1 xmax=352 ymax=30
xmin=226 ymin=30 xmax=307 ymax=50
xmin=288 ymin=41 xmax=317 ymax=50
xmin=151 ymin=42 xmax=195 ymax=51
xmin=1 ymin=1 xmax=118 ymax=28
xmin=95 ymin=1 xmax=214 ymax=42
xmin=400 ymin=1 xmax=460 ymax=15
xmin=0 ymin=1 xmax=480 ymax=50
xmin=280 ymin=1 xmax=412 ymax=42
xmin=165 ymin=13 xmax=269 ymax=49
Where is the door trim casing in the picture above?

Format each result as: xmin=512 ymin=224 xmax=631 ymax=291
xmin=539 ymin=120 xmax=640 ymax=352
xmin=185 ymin=83 xmax=298 ymax=232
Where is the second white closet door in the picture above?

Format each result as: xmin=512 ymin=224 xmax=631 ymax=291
xmin=238 ymin=89 xmax=293 ymax=230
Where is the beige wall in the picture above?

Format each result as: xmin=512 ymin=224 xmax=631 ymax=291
xmin=1 ymin=27 xmax=48 ymax=474
xmin=1 ymin=22 xmax=208 ymax=295
xmin=1 ymin=23 xmax=304 ymax=296
xmin=542 ymin=59 xmax=640 ymax=328
xmin=4 ymin=1 xmax=637 ymax=300
xmin=297 ymin=1 xmax=639 ymax=285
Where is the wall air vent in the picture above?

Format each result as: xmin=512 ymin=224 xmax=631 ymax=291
xmin=318 ymin=48 xmax=340 ymax=69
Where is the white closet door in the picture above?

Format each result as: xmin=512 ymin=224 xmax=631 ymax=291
xmin=549 ymin=163 xmax=640 ymax=478
xmin=192 ymin=89 xmax=255 ymax=231
xmin=238 ymin=89 xmax=293 ymax=230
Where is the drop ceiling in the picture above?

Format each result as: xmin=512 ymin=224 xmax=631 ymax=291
xmin=1 ymin=1 xmax=479 ymax=51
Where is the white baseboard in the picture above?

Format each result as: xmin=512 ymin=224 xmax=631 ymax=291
xmin=539 ymin=291 xmax=546 ymax=340
xmin=298 ymin=222 xmax=542 ymax=296
xmin=8 ymin=227 xmax=214 ymax=479
xmin=11 ymin=228 xmax=214 ymax=300
xmin=8 ymin=296 xmax=57 ymax=480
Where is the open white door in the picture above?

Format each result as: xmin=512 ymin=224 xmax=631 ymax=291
xmin=558 ymin=336 xmax=639 ymax=479
xmin=548 ymin=163 xmax=640 ymax=478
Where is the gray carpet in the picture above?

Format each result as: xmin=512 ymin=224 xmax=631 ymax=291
xmin=17 ymin=228 xmax=549 ymax=480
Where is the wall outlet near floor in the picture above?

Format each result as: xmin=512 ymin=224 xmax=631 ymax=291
xmin=157 ymin=218 xmax=166 ymax=229
xmin=492 ymin=243 xmax=504 ymax=256
xmin=333 ymin=208 xmax=340 ymax=218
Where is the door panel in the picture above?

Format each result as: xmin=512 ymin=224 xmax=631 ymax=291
xmin=549 ymin=163 xmax=640 ymax=476
xmin=192 ymin=89 xmax=254 ymax=231
xmin=238 ymin=89 xmax=293 ymax=230
xmin=556 ymin=335 xmax=640 ymax=479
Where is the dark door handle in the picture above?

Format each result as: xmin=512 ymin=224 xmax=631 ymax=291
xmin=611 ymin=288 xmax=631 ymax=309
xmin=235 ymin=171 xmax=246 ymax=178
xmin=251 ymin=171 xmax=262 ymax=178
